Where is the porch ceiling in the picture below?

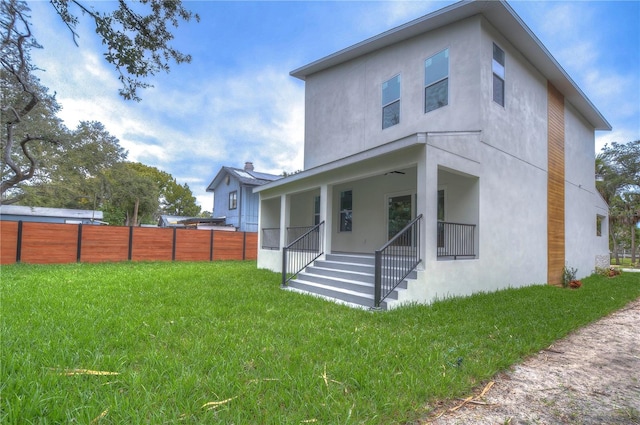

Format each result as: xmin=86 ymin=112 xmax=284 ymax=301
xmin=254 ymin=133 xmax=426 ymax=195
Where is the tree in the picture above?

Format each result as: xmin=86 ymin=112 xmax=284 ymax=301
xmin=125 ymin=162 xmax=200 ymax=218
xmin=103 ymin=162 xmax=159 ymax=226
xmin=162 ymin=180 xmax=200 ymax=216
xmin=1 ymin=0 xmax=64 ymax=203
xmin=18 ymin=121 xmax=127 ymax=208
xmin=50 ymin=0 xmax=199 ymax=101
xmin=1 ymin=0 xmax=198 ymax=200
xmin=598 ymin=141 xmax=640 ymax=264
xmin=101 ymin=162 xmax=200 ymax=225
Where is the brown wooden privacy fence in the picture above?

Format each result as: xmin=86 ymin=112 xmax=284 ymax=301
xmin=0 ymin=221 xmax=257 ymax=265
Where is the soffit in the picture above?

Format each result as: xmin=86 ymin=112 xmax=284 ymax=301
xmin=254 ymin=133 xmax=427 ymax=194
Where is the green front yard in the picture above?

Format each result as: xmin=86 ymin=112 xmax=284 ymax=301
xmin=1 ymin=261 xmax=639 ymax=424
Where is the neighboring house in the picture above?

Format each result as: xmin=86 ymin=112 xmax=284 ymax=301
xmin=206 ymin=162 xmax=281 ymax=232
xmin=255 ymin=0 xmax=610 ymax=309
xmin=0 ymin=205 xmax=104 ymax=225
xmin=158 ymin=215 xmax=233 ymax=231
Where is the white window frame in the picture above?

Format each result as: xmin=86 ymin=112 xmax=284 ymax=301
xmin=492 ymin=43 xmax=505 ymax=106
xmin=313 ymin=195 xmax=320 ymax=226
xmin=229 ymin=191 xmax=238 ymax=210
xmin=425 ymin=48 xmax=449 ymax=113
xmin=339 ymin=190 xmax=353 ymax=232
xmin=382 ymin=74 xmax=401 ymax=129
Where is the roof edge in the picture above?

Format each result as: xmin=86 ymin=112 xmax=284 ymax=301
xmin=290 ymin=0 xmax=610 ymax=131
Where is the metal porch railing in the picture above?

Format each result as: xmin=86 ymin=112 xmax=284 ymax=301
xmin=287 ymin=226 xmax=316 ymax=244
xmin=282 ymin=221 xmax=325 ymax=287
xmin=437 ymin=221 xmax=476 ymax=259
xmin=374 ymin=214 xmax=422 ymax=308
xmin=262 ymin=226 xmax=321 ymax=250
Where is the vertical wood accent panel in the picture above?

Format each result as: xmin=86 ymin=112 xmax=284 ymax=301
xmin=81 ymin=226 xmax=130 ymax=263
xmin=0 ymin=221 xmax=18 ymax=264
xmin=213 ymin=231 xmax=244 ymax=260
xmin=175 ymin=229 xmax=212 ymax=261
xmin=547 ymin=82 xmax=565 ymax=286
xmin=21 ymin=222 xmax=78 ymax=264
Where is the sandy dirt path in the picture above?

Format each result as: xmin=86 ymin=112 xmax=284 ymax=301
xmin=423 ymin=297 xmax=640 ymax=425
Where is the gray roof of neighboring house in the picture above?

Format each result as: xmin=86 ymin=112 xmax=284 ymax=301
xmin=290 ymin=0 xmax=610 ymax=131
xmin=206 ymin=166 xmax=281 ymax=192
xmin=0 ymin=205 xmax=103 ymax=220
xmin=158 ymin=215 xmax=227 ymax=227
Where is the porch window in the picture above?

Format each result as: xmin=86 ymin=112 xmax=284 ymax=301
xmin=314 ymin=195 xmax=320 ymax=226
xmin=425 ymin=48 xmax=449 ymax=113
xmin=339 ymin=190 xmax=352 ymax=232
xmin=382 ymin=75 xmax=400 ymax=129
xmin=492 ymin=43 xmax=505 ymax=106
xmin=229 ymin=191 xmax=237 ymax=210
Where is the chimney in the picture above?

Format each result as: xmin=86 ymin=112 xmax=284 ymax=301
xmin=244 ymin=162 xmax=254 ymax=172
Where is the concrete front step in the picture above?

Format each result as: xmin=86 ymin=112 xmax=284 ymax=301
xmin=305 ymin=265 xmax=375 ymax=284
xmin=287 ymin=278 xmax=388 ymax=310
xmin=286 ymin=254 xmax=416 ymax=310
xmin=310 ymin=263 xmax=417 ymax=281
xmin=326 ymin=253 xmax=375 ymax=265
xmin=294 ymin=272 xmax=375 ymax=294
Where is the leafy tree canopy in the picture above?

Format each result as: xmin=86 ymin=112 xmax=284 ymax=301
xmin=102 ymin=162 xmax=201 ymax=226
xmin=2 ymin=0 xmax=198 ymax=201
xmin=50 ymin=0 xmax=199 ymax=101
xmin=597 ymin=140 xmax=640 ymax=264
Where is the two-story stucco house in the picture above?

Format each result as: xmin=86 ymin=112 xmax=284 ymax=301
xmin=255 ymin=0 xmax=611 ymax=309
xmin=207 ymin=162 xmax=280 ymax=232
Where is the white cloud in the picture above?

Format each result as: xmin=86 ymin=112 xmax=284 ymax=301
xmin=27 ymin=3 xmax=303 ymax=198
xmin=46 ymin=59 xmax=305 ymax=208
xmin=382 ymin=0 xmax=444 ymax=26
xmin=596 ymin=128 xmax=639 ymax=153
xmin=25 ymin=0 xmax=636 ymax=212
xmin=521 ymin=2 xmax=639 ymax=150
xmin=350 ymin=1 xmax=446 ymax=36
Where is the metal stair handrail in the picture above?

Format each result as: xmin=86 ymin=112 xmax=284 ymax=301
xmin=282 ymin=221 xmax=325 ymax=287
xmin=374 ymin=214 xmax=423 ymax=308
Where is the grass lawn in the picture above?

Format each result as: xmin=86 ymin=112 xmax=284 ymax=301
xmin=611 ymin=257 xmax=639 ymax=267
xmin=1 ymin=261 xmax=639 ymax=424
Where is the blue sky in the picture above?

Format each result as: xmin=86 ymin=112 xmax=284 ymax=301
xmin=27 ymin=1 xmax=640 ymax=211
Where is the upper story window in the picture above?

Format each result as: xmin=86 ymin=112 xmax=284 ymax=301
xmin=382 ymin=75 xmax=400 ymax=129
xmin=339 ymin=190 xmax=352 ymax=232
xmin=425 ymin=48 xmax=449 ymax=113
xmin=229 ymin=191 xmax=238 ymax=210
xmin=492 ymin=43 xmax=505 ymax=106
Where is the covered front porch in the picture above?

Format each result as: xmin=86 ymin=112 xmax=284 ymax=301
xmin=256 ymin=134 xmax=480 ymax=308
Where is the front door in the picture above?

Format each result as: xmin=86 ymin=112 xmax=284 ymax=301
xmin=387 ymin=194 xmax=413 ymax=240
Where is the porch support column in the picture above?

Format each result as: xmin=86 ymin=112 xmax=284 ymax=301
xmin=416 ymin=144 xmax=429 ymax=267
xmin=280 ymin=194 xmax=291 ymax=250
xmin=320 ymin=184 xmax=332 ymax=258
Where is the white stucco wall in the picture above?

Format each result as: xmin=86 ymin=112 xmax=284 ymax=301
xmin=289 ymin=189 xmax=319 ymax=228
xmin=564 ymin=102 xmax=610 ymax=277
xmin=303 ymin=17 xmax=483 ymax=170
xmin=411 ymin=19 xmax=550 ymax=298
xmin=258 ymin=11 xmax=608 ymax=303
xmin=331 ymin=167 xmax=417 ymax=253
